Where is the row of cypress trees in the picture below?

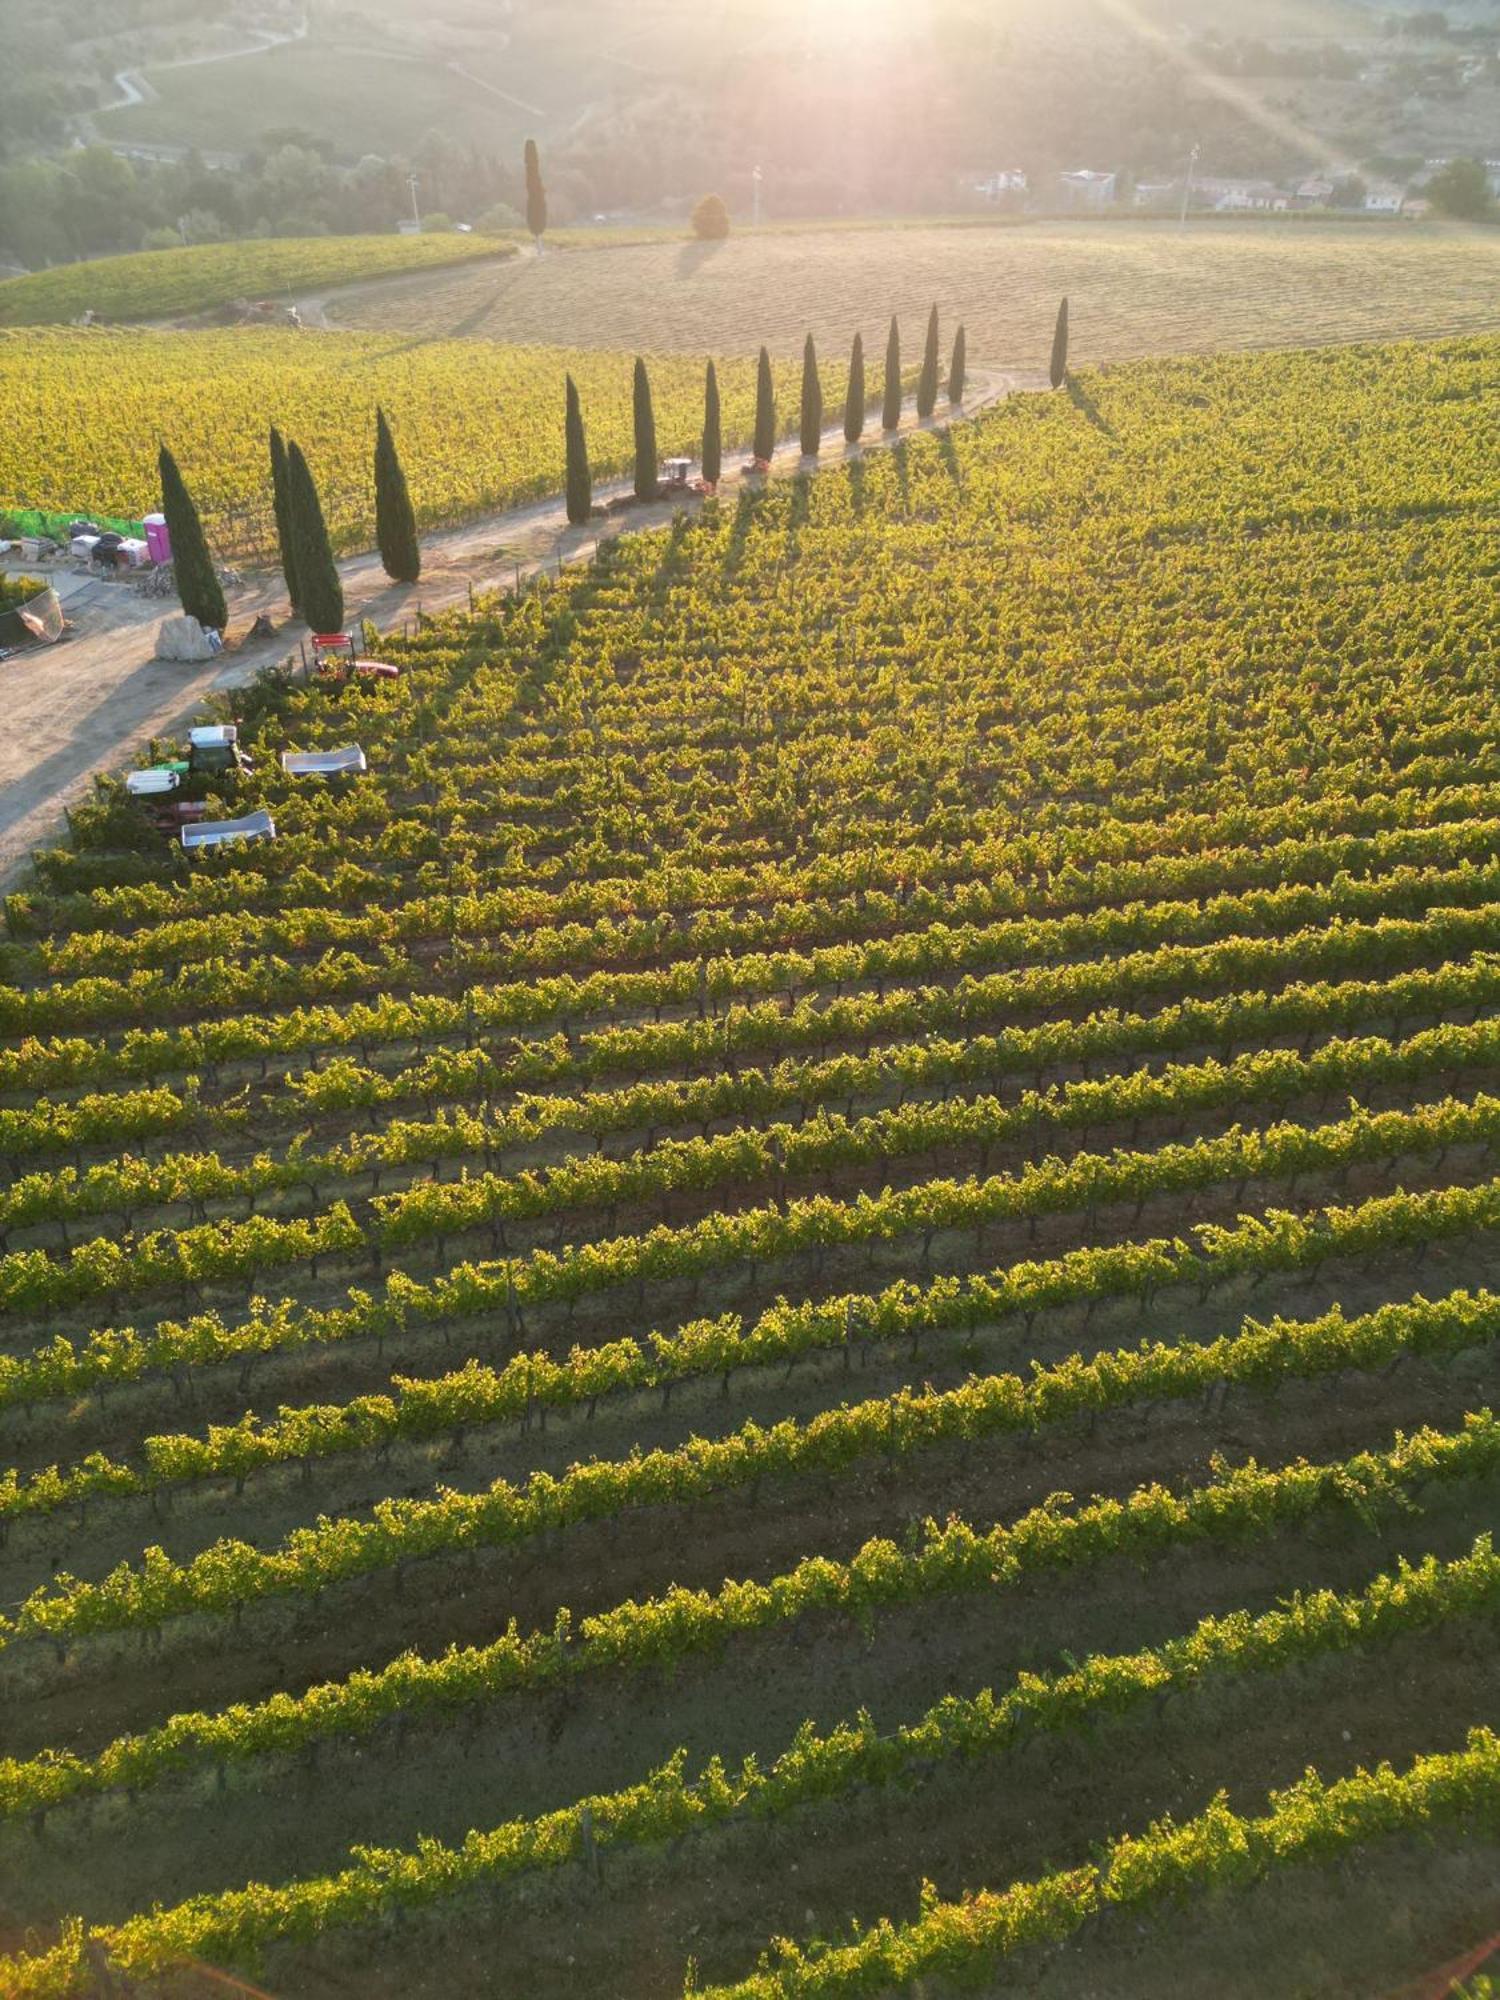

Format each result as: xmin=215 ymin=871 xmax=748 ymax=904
xmin=565 ymin=305 xmax=971 ymax=524
xmin=163 ymin=299 xmax=1072 ymax=620
xmin=269 ymin=412 xmax=419 ymax=631
xmin=266 ymin=428 xmax=346 ymax=634
xmin=157 ymin=408 xmax=422 ymax=635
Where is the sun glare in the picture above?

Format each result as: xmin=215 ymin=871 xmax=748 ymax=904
xmin=800 ymin=0 xmax=904 ymax=41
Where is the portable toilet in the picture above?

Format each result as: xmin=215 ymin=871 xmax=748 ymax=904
xmin=144 ymin=514 xmax=172 ymax=565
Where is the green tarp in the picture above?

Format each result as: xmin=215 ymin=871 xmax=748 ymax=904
xmin=1 ymin=506 xmax=146 ymax=542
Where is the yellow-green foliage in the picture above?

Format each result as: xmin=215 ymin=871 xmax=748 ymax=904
xmin=0 ymin=329 xmax=839 ymax=552
xmin=0 ymin=234 xmax=513 ymax=327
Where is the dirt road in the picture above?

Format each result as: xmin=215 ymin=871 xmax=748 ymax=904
xmin=0 ymin=366 xmax=1023 ymax=890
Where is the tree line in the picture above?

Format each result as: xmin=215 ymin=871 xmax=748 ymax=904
xmin=566 ymin=302 xmax=987 ymax=526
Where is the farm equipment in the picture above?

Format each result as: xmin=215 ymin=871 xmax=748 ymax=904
xmin=312 ymin=633 xmax=402 ymax=685
xmin=181 ymin=809 xmax=276 ymax=854
xmin=281 ymin=745 xmax=368 ymax=778
xmin=187 ymin=724 xmax=253 ymax=778
xmin=124 ymin=765 xmax=209 ymax=837
xmin=120 ymin=727 xmax=252 ymax=840
xmin=660 ymin=458 xmax=717 ymax=497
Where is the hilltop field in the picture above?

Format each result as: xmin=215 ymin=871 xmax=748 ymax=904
xmin=328 ymin=217 xmax=1500 ymax=362
xmin=0 ymin=333 xmax=1498 ymax=1997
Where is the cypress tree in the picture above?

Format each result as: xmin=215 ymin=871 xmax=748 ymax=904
xmin=564 ymin=373 xmax=592 ymax=525
xmin=1050 ymin=296 xmax=1070 ymax=389
xmin=268 ymin=424 xmax=299 ymax=611
xmin=753 ymin=345 xmax=776 ymax=463
xmin=157 ymin=444 xmax=226 ymax=633
xmin=373 ymin=406 xmax=421 ymax=584
xmin=286 ymin=439 xmax=343 ymax=635
xmin=632 ymin=357 xmax=658 ymax=502
xmin=524 ymin=138 xmax=547 ymax=244
xmin=948 ymin=324 xmax=967 ymax=405
xmin=799 ymin=333 xmax=823 ymax=457
xmin=916 ymin=303 xmax=940 ymax=419
xmin=881 ymin=316 xmax=902 ymax=432
xmin=701 ymin=360 xmax=722 ymax=488
xmin=844 ymin=331 xmax=865 ymax=444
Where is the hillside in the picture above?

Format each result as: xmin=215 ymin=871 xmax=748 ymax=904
xmin=11 ymin=217 xmax=1500 ymax=568
xmin=0 ymin=235 xmax=514 ymax=328
xmin=0 ymin=333 xmax=1498 ymax=1996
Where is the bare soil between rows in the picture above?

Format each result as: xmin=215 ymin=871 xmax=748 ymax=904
xmin=6 ymin=1313 xmax=1496 ymax=1759
xmin=4 ymin=1468 xmax=1493 ymax=1931
xmin=22 ymin=1628 xmax=1490 ymax=2000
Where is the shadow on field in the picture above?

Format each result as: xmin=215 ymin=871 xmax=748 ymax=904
xmin=935 ymin=427 xmax=965 ymax=493
xmin=721 ymin=487 xmax=759 ymax=579
xmin=890 ymin=437 xmax=912 ymax=513
xmin=785 ymin=473 xmax=812 ymax=561
xmin=1067 ymin=373 xmax=1118 ymax=438
xmin=675 ymin=238 xmax=727 ymax=280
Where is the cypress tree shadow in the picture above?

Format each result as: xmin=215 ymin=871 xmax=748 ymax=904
xmin=721 ymin=486 xmax=760 ymax=579
xmin=652 ymin=512 xmax=696 ymax=589
xmin=1066 ymin=375 xmax=1118 ymax=438
xmin=934 ymin=427 xmax=965 ymax=493
xmin=675 ymin=239 xmax=726 ymax=279
xmin=890 ymin=437 xmax=913 ymax=514
xmin=785 ymin=473 xmax=812 ymax=562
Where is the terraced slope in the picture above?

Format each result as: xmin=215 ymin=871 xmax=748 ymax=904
xmin=1 ymin=334 xmax=1499 ymax=1999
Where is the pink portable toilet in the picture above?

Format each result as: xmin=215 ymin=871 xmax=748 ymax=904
xmin=144 ymin=513 xmax=172 ymax=564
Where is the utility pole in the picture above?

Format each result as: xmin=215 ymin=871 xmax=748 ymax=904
xmin=1179 ymin=143 xmax=1200 ymax=229
xmin=752 ymin=164 xmax=763 ymax=226
xmin=407 ymin=173 xmax=421 ymax=229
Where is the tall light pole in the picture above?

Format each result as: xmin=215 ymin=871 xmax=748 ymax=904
xmin=1179 ymin=143 xmax=1200 ymax=229
xmin=752 ymin=164 xmax=763 ymax=227
xmin=407 ymin=173 xmax=421 ymax=229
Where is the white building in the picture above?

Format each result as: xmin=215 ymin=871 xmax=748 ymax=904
xmin=1057 ymin=169 xmax=1117 ymax=208
xmin=1192 ymin=177 xmax=1289 ymax=212
xmin=973 ymin=168 xmax=1029 ymax=199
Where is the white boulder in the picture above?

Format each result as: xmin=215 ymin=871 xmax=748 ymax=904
xmin=156 ymin=614 xmax=215 ymax=663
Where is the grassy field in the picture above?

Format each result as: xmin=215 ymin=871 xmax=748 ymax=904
xmin=0 ymin=328 xmax=843 ymax=558
xmin=0 ymin=334 xmax=1498 ymax=1996
xmin=0 ymin=236 xmax=514 ymax=328
xmin=96 ymin=39 xmax=531 ymax=160
xmin=331 ymin=218 xmax=1500 ymax=364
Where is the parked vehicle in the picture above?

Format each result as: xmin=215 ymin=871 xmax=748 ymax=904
xmin=187 ymin=724 xmax=252 ymax=777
